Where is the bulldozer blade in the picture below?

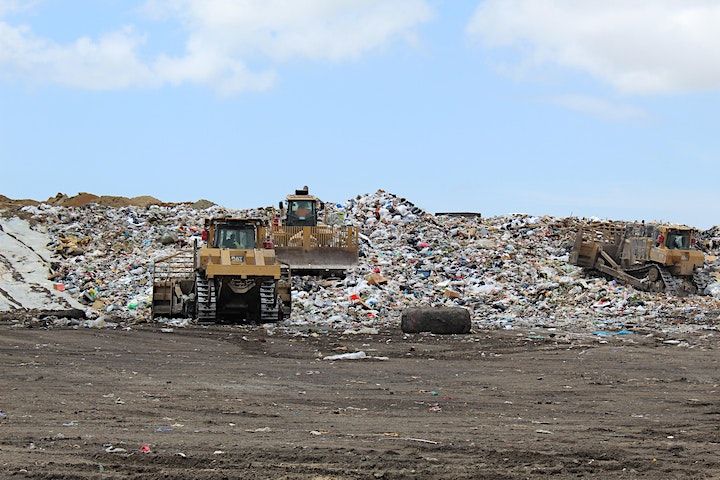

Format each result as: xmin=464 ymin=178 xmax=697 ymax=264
xmin=274 ymin=247 xmax=357 ymax=275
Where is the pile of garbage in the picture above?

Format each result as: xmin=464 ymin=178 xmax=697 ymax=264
xmin=291 ymin=190 xmax=720 ymax=333
xmin=8 ymin=201 xmax=258 ymax=318
xmin=2 ymin=190 xmax=719 ymax=334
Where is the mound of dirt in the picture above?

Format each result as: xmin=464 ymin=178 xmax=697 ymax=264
xmin=54 ymin=192 xmax=99 ymax=207
xmin=0 ymin=194 xmax=39 ymax=209
xmin=191 ymin=199 xmax=216 ymax=210
xmin=41 ymin=192 xmax=164 ymax=208
xmin=96 ymin=195 xmax=134 ymax=207
xmin=129 ymin=195 xmax=163 ymax=207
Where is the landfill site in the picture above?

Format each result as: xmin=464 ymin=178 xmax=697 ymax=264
xmin=1 ymin=188 xmax=720 ymax=479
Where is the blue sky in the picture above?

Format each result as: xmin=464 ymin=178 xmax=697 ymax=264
xmin=1 ymin=1 xmax=718 ymax=227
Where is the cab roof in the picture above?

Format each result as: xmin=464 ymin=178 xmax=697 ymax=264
xmin=286 ymin=194 xmax=319 ymax=202
xmin=659 ymin=224 xmax=697 ymax=232
xmin=205 ymin=217 xmax=265 ymax=226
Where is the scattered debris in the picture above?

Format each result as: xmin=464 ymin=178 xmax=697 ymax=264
xmin=380 ymin=436 xmax=439 ymax=445
xmin=323 ymin=351 xmax=367 ymax=361
xmin=246 ymin=427 xmax=272 ymax=433
xmin=104 ymin=445 xmax=126 ymax=453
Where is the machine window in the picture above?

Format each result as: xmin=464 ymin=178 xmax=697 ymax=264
xmin=666 ymin=231 xmax=690 ymax=249
xmin=217 ymin=227 xmax=256 ymax=249
xmin=289 ymin=200 xmax=315 ymax=220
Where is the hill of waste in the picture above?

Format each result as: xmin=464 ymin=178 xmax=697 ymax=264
xmin=1 ymin=190 xmax=719 ymax=334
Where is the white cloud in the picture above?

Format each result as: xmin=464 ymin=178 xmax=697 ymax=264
xmin=0 ymin=0 xmax=37 ymax=16
xmin=0 ymin=0 xmax=432 ymax=93
xmin=550 ymin=94 xmax=647 ymax=121
xmin=467 ymin=0 xmax=720 ymax=94
xmin=0 ymin=23 xmax=156 ymax=89
xmin=147 ymin=0 xmax=431 ymax=61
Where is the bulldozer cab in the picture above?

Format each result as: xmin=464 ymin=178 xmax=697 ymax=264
xmin=286 ymin=199 xmax=317 ymax=226
xmin=213 ymin=223 xmax=256 ymax=249
xmin=653 ymin=226 xmax=699 ymax=251
xmin=650 ymin=225 xmax=704 ymax=275
xmin=272 ymin=186 xmax=357 ymax=274
xmin=205 ymin=218 xmax=263 ymax=249
xmin=282 ymin=187 xmax=322 ymax=227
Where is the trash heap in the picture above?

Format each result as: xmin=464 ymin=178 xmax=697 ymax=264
xmin=291 ymin=190 xmax=720 ymax=333
xmin=4 ymin=190 xmax=720 ymax=333
xmin=13 ymin=201 xmax=265 ymax=319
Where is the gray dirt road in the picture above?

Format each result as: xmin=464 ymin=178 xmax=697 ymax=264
xmin=0 ymin=325 xmax=719 ymax=479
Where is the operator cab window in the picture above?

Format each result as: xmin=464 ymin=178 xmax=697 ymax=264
xmin=666 ymin=230 xmax=690 ymax=250
xmin=287 ymin=200 xmax=317 ymax=226
xmin=289 ymin=201 xmax=315 ymax=219
xmin=217 ymin=226 xmax=256 ymax=249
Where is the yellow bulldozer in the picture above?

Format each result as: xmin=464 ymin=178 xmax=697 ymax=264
xmin=265 ymin=187 xmax=359 ymax=275
xmin=152 ymin=217 xmax=291 ymax=323
xmin=569 ymin=223 xmax=707 ymax=295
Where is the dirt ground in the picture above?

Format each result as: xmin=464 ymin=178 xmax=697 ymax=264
xmin=1 ymin=325 xmax=719 ymax=479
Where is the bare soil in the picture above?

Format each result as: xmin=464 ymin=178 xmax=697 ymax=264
xmin=0 ymin=326 xmax=719 ymax=479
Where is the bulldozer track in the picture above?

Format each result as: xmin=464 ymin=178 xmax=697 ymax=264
xmin=259 ymin=280 xmax=279 ymax=323
xmin=603 ymin=262 xmax=684 ymax=295
xmin=657 ymin=266 xmax=681 ymax=295
xmin=280 ymin=266 xmax=291 ymax=320
xmin=629 ymin=264 xmax=680 ymax=294
xmin=624 ymin=264 xmax=652 ymax=274
xmin=195 ymin=273 xmax=216 ymax=323
xmin=627 ymin=263 xmax=703 ymax=296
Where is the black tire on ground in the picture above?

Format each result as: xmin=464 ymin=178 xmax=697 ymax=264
xmin=401 ymin=307 xmax=471 ymax=334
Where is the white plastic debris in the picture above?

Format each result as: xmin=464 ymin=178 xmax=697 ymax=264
xmin=104 ymin=446 xmax=127 ymax=453
xmin=323 ymin=351 xmax=367 ymax=361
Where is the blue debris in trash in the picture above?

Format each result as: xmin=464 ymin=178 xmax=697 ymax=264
xmin=0 ymin=411 xmax=7 ymax=419
xmin=593 ymin=329 xmax=634 ymax=337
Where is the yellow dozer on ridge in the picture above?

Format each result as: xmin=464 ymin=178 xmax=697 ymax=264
xmin=569 ymin=222 xmax=707 ymax=295
xmin=264 ymin=187 xmax=359 ymax=275
xmin=152 ymin=217 xmax=291 ymax=323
